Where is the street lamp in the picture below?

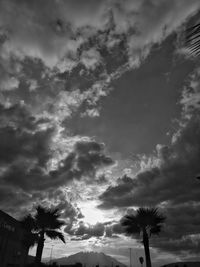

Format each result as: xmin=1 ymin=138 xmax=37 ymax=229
xmin=49 ymin=245 xmax=54 ymax=265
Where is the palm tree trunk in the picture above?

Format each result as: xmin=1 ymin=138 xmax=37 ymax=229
xmin=143 ymin=230 xmax=152 ymax=267
xmin=34 ymin=231 xmax=45 ymax=267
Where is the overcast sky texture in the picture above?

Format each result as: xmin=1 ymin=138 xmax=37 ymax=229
xmin=1 ymin=1 xmax=200 ymax=266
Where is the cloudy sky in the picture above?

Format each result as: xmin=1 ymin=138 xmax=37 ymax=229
xmin=1 ymin=0 xmax=200 ymax=266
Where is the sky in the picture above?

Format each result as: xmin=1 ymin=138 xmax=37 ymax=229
xmin=0 ymin=1 xmax=200 ymax=266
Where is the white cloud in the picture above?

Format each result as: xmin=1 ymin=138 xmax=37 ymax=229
xmin=0 ymin=0 xmax=199 ymax=71
xmin=81 ymin=48 xmax=102 ymax=70
xmin=0 ymin=76 xmax=19 ymax=91
xmin=28 ymin=79 xmax=38 ymax=91
xmin=81 ymin=108 xmax=100 ymax=118
xmin=180 ymin=67 xmax=200 ymax=117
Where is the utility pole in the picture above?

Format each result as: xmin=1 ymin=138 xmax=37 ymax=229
xmin=49 ymin=245 xmax=54 ymax=265
xmin=129 ymin=248 xmax=132 ymax=267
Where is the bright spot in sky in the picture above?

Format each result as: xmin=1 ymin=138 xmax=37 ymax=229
xmin=79 ymin=201 xmax=106 ymax=225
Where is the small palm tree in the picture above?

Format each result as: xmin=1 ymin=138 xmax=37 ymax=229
xmin=121 ymin=207 xmax=166 ymax=267
xmin=21 ymin=205 xmax=65 ymax=267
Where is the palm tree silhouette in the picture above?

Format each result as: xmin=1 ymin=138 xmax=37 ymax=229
xmin=21 ymin=205 xmax=65 ymax=267
xmin=121 ymin=207 xmax=165 ymax=267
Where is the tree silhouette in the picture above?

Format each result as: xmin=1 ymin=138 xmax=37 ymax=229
xmin=21 ymin=205 xmax=65 ymax=267
xmin=121 ymin=207 xmax=166 ymax=267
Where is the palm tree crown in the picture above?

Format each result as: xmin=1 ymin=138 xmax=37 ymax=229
xmin=21 ymin=205 xmax=65 ymax=266
xmin=21 ymin=205 xmax=65 ymax=242
xmin=121 ymin=207 xmax=165 ymax=237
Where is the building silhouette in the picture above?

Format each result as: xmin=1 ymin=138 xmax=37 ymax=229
xmin=0 ymin=210 xmax=30 ymax=267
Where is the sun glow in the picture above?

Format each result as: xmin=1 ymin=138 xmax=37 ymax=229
xmin=79 ymin=201 xmax=106 ymax=225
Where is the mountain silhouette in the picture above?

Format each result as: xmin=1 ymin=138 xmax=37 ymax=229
xmin=50 ymin=251 xmax=127 ymax=267
xmin=161 ymin=262 xmax=200 ymax=267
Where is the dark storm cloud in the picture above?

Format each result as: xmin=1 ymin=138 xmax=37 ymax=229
xmin=10 ymin=188 xmax=84 ymax=226
xmin=0 ymin=139 xmax=113 ymax=192
xmin=0 ymin=0 xmax=199 ymax=129
xmin=67 ymin=221 xmax=105 ymax=240
xmin=65 ymin=219 xmax=124 ymax=240
xmin=154 ymin=236 xmax=200 ymax=256
xmin=97 ymin=67 xmax=200 ymax=256
xmin=73 ymin=141 xmax=114 ymax=177
xmin=97 ymin=120 xmax=200 ymax=257
xmin=47 ymin=189 xmax=84 ymax=233
xmin=163 ymin=204 xmax=200 ymax=239
xmin=0 ymin=56 xmax=114 ymax=216
xmin=48 ymin=140 xmax=114 ymax=186
xmin=99 ymin=175 xmax=135 ymax=204
xmin=0 ymin=186 xmax=31 ymax=214
xmin=52 ymin=191 xmax=83 ymax=220
xmin=0 ymin=107 xmax=57 ymax=176
xmin=0 ymin=181 xmax=83 ymax=223
xmin=65 ymin=217 xmax=129 ymax=240
xmin=149 ymin=203 xmax=200 ymax=256
xmin=0 ymin=100 xmax=113 ymax=216
xmin=0 ymin=123 xmax=54 ymax=166
xmin=99 ymin=114 xmax=200 ymax=209
xmin=104 ymin=221 xmax=125 ymax=238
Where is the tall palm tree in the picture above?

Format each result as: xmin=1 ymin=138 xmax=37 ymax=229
xmin=121 ymin=207 xmax=165 ymax=267
xmin=21 ymin=205 xmax=65 ymax=267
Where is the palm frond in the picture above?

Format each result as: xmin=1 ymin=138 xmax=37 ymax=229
xmin=35 ymin=205 xmax=48 ymax=229
xmin=121 ymin=214 xmax=141 ymax=235
xmin=48 ymin=218 xmax=65 ymax=230
xmin=34 ymin=205 xmax=65 ymax=230
xmin=46 ymin=230 xmax=66 ymax=243
xmin=21 ymin=214 xmax=36 ymax=232
xmin=149 ymin=225 xmax=162 ymax=236
xmin=137 ymin=208 xmax=165 ymax=228
xmin=22 ymin=205 xmax=66 ymax=248
xmin=120 ymin=207 xmax=166 ymax=238
xmin=121 ymin=214 xmax=137 ymax=225
xmin=22 ymin=233 xmax=39 ymax=248
xmin=185 ymin=22 xmax=200 ymax=57
xmin=186 ymin=23 xmax=200 ymax=39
